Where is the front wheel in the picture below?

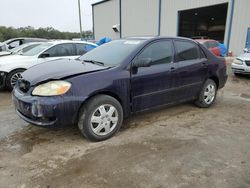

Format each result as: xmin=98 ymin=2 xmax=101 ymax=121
xmin=195 ymin=79 xmax=217 ymax=108
xmin=6 ymin=69 xmax=25 ymax=90
xmin=78 ymin=95 xmax=123 ymax=141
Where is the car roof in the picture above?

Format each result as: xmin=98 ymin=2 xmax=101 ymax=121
xmin=4 ymin=37 xmax=48 ymax=43
xmin=46 ymin=40 xmax=98 ymax=46
xmin=124 ymin=36 xmax=198 ymax=43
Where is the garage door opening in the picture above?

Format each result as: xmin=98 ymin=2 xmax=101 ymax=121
xmin=178 ymin=3 xmax=228 ymax=43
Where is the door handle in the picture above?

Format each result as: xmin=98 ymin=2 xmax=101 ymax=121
xmin=170 ymin=67 xmax=175 ymax=72
xmin=202 ymin=62 xmax=208 ymax=67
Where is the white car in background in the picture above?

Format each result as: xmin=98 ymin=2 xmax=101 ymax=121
xmin=0 ymin=40 xmax=97 ymax=90
xmin=231 ymin=52 xmax=250 ymax=76
xmin=0 ymin=42 xmax=43 ymax=57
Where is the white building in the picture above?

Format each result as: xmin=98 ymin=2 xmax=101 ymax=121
xmin=92 ymin=0 xmax=250 ymax=55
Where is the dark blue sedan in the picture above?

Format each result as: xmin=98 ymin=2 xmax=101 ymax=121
xmin=12 ymin=36 xmax=228 ymax=141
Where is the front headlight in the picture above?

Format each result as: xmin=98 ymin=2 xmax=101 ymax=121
xmin=32 ymin=81 xmax=71 ymax=96
xmin=233 ymin=59 xmax=243 ymax=65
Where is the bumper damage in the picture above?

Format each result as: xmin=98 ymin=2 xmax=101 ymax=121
xmin=12 ymin=89 xmax=85 ymax=127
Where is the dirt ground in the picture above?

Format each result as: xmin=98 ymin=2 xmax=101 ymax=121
xmin=0 ymin=59 xmax=250 ymax=188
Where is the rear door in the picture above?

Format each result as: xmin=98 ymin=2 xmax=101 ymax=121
xmin=173 ymin=39 xmax=208 ymax=100
xmin=131 ymin=40 xmax=179 ymax=112
xmin=75 ymin=43 xmax=88 ymax=56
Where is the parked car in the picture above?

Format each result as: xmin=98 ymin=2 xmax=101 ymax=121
xmin=0 ymin=40 xmax=98 ymax=90
xmin=196 ymin=39 xmax=222 ymax=56
xmin=0 ymin=37 xmax=48 ymax=52
xmin=12 ymin=36 xmax=228 ymax=141
xmin=231 ymin=53 xmax=250 ymax=76
xmin=0 ymin=42 xmax=43 ymax=57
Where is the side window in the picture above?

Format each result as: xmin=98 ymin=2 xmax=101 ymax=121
xmin=137 ymin=41 xmax=173 ymax=65
xmin=8 ymin=40 xmax=21 ymax=49
xmin=203 ymin=42 xmax=210 ymax=49
xmin=210 ymin=41 xmax=219 ymax=48
xmin=45 ymin=44 xmax=75 ymax=57
xmin=174 ymin=40 xmax=200 ymax=61
xmin=75 ymin=44 xmax=87 ymax=55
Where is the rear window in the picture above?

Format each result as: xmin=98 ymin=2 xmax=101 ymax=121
xmin=174 ymin=40 xmax=200 ymax=61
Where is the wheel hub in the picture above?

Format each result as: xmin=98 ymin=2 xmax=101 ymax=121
xmin=90 ymin=104 xmax=118 ymax=136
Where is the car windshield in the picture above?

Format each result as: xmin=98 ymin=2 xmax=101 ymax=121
xmin=22 ymin=43 xmax=53 ymax=56
xmin=79 ymin=39 xmax=144 ymax=66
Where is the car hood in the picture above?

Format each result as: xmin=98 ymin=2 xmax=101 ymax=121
xmin=237 ymin=53 xmax=250 ymax=61
xmin=0 ymin=54 xmax=34 ymax=65
xmin=22 ymin=58 xmax=109 ymax=85
xmin=0 ymin=51 xmax=11 ymax=57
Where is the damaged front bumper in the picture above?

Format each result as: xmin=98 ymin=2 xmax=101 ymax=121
xmin=12 ymin=88 xmax=85 ymax=127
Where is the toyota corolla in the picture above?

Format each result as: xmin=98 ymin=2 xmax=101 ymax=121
xmin=12 ymin=37 xmax=228 ymax=141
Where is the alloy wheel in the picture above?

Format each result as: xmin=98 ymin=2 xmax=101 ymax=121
xmin=204 ymin=84 xmax=216 ymax=104
xmin=90 ymin=104 xmax=119 ymax=136
xmin=10 ymin=72 xmax=22 ymax=87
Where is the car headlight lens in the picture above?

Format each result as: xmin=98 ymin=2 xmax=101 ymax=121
xmin=233 ymin=59 xmax=243 ymax=65
xmin=32 ymin=81 xmax=71 ymax=96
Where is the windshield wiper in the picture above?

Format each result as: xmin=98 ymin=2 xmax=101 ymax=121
xmin=83 ymin=60 xmax=105 ymax=66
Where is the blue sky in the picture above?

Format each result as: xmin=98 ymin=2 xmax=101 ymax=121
xmin=0 ymin=0 xmax=100 ymax=32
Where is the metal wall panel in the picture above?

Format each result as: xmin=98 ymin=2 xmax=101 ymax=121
xmin=230 ymin=0 xmax=250 ymax=55
xmin=93 ymin=0 xmax=250 ymax=55
xmin=93 ymin=0 xmax=120 ymax=40
xmin=121 ymin=0 xmax=159 ymax=37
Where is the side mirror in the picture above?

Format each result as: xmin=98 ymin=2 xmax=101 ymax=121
xmin=133 ymin=58 xmax=152 ymax=68
xmin=8 ymin=44 xmax=15 ymax=49
xmin=39 ymin=53 xmax=50 ymax=58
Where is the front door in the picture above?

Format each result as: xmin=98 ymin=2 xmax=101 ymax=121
xmin=131 ymin=40 xmax=179 ymax=112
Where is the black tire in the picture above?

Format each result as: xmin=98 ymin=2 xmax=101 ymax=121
xmin=234 ymin=73 xmax=241 ymax=77
xmin=195 ymin=79 xmax=217 ymax=108
xmin=78 ymin=95 xmax=123 ymax=141
xmin=6 ymin=69 xmax=25 ymax=91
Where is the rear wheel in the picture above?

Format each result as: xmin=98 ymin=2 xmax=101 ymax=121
xmin=6 ymin=69 xmax=25 ymax=90
xmin=195 ymin=79 xmax=217 ymax=108
xmin=77 ymin=95 xmax=123 ymax=141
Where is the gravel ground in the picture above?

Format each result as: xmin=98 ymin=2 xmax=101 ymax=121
xmin=0 ymin=58 xmax=250 ymax=188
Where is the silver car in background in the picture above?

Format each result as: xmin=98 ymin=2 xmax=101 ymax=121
xmin=0 ymin=42 xmax=43 ymax=57
xmin=231 ymin=52 xmax=250 ymax=76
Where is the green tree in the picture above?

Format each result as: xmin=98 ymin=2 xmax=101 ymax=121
xmin=0 ymin=26 xmax=93 ymax=41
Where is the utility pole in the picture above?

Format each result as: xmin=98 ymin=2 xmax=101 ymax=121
xmin=78 ymin=0 xmax=83 ymax=39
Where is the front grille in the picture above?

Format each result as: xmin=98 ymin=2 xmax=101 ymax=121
xmin=245 ymin=61 xmax=250 ymax=66
xmin=17 ymin=79 xmax=31 ymax=93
